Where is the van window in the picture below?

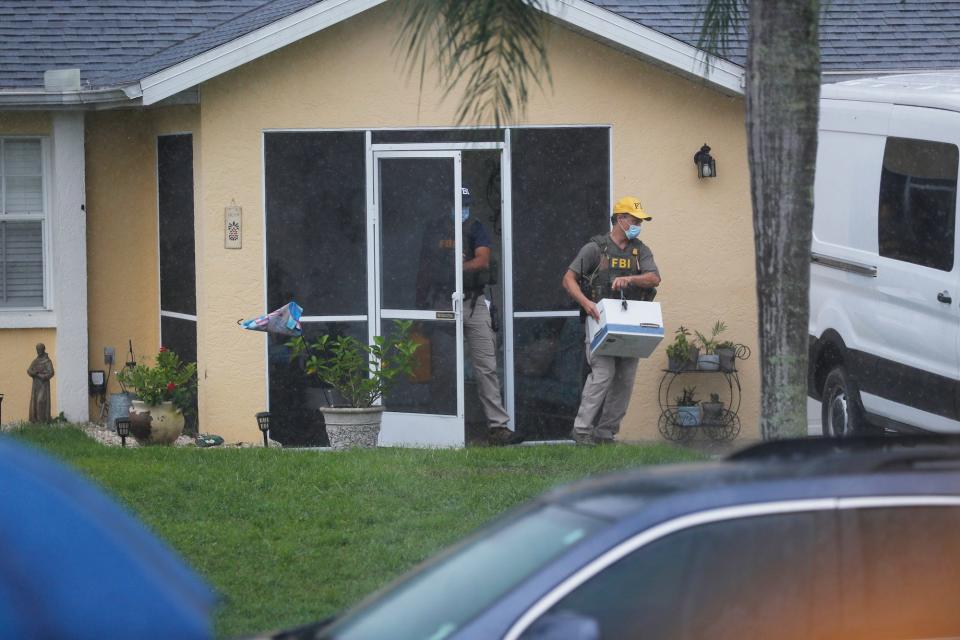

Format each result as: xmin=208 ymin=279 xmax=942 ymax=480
xmin=878 ymin=137 xmax=958 ymax=271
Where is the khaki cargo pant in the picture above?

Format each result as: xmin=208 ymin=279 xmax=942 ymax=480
xmin=464 ymin=298 xmax=510 ymax=429
xmin=572 ymin=337 xmax=640 ymax=440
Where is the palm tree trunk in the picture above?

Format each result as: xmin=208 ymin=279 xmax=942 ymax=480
xmin=746 ymin=0 xmax=821 ymax=439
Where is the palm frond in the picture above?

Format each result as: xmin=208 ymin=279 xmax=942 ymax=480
xmin=695 ymin=0 xmax=746 ymax=73
xmin=395 ymin=0 xmax=551 ymax=127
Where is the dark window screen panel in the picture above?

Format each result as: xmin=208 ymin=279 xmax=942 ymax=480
xmin=268 ymin=321 xmax=367 ymax=446
xmin=160 ymin=315 xmax=198 ymax=435
xmin=160 ymin=315 xmax=197 ymax=367
xmin=157 ymin=134 xmax=196 ymax=315
xmin=265 ymin=132 xmax=366 ymax=315
xmin=371 ymin=129 xmax=504 ymax=144
xmin=511 ymin=128 xmax=610 ymax=312
xmin=380 ymin=157 xmax=455 ymax=311
xmin=513 ymin=317 xmax=585 ymax=439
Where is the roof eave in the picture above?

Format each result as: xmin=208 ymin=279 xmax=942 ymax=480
xmin=0 ymin=84 xmax=142 ymax=110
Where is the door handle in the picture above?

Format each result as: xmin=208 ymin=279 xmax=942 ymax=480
xmin=937 ymin=291 xmax=952 ymax=304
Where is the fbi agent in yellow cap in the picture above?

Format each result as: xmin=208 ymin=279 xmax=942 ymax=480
xmin=561 ymin=195 xmax=661 ymax=444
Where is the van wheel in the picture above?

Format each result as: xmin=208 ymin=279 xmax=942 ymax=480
xmin=821 ymin=366 xmax=869 ymax=437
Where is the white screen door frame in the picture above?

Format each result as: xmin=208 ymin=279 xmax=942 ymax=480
xmin=370 ymin=149 xmax=466 ymax=446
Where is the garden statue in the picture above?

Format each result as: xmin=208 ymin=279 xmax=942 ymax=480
xmin=27 ymin=343 xmax=54 ymax=423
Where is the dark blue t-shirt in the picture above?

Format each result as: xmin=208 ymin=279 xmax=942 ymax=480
xmin=466 ymin=218 xmax=492 ymax=255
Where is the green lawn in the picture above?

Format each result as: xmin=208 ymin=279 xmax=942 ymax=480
xmin=7 ymin=426 xmax=703 ymax=638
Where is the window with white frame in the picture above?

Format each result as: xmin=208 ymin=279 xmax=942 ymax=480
xmin=0 ymin=138 xmax=45 ymax=309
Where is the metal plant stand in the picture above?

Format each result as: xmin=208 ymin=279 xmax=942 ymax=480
xmin=657 ymin=344 xmax=750 ymax=442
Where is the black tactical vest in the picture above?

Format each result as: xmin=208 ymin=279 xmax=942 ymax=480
xmin=585 ymin=234 xmax=652 ymax=302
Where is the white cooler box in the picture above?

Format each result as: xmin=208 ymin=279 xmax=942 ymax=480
xmin=586 ymin=299 xmax=664 ymax=358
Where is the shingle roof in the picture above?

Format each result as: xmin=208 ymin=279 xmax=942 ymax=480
xmin=0 ymin=0 xmax=319 ymax=90
xmin=1 ymin=0 xmax=958 ymax=93
xmin=588 ymin=0 xmax=960 ymax=72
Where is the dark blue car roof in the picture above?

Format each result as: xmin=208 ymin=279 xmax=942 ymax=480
xmin=541 ymin=436 xmax=960 ymax=522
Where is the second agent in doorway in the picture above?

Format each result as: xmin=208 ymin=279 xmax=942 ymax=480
xmin=417 ymin=186 xmax=521 ymax=446
xmin=561 ymin=196 xmax=661 ymax=444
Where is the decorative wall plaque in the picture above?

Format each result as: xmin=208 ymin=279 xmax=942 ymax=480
xmin=225 ymin=204 xmax=242 ymax=249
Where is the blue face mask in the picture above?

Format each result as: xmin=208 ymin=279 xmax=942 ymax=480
xmin=453 ymin=206 xmax=470 ymax=222
xmin=619 ymin=218 xmax=642 ymax=240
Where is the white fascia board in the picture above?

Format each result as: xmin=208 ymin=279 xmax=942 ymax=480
xmin=541 ymin=0 xmax=744 ymax=95
xmin=140 ymin=0 xmax=389 ymax=105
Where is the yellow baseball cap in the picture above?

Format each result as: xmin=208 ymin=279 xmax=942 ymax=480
xmin=613 ymin=196 xmax=653 ymax=221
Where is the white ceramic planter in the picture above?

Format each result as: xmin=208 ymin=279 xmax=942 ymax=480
xmin=129 ymin=400 xmax=184 ymax=445
xmin=676 ymin=405 xmax=702 ymax=427
xmin=320 ymin=406 xmax=384 ymax=450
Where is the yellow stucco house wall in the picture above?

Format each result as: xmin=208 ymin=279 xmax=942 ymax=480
xmin=0 ymin=112 xmax=56 ymax=421
xmin=0 ymin=2 xmax=757 ymax=444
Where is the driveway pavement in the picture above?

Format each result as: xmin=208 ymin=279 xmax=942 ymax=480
xmin=808 ymin=398 xmax=823 ymax=436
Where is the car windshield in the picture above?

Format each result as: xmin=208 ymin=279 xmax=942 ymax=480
xmin=319 ymin=505 xmax=605 ymax=640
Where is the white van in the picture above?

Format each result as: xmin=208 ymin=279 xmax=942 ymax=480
xmin=809 ymin=73 xmax=960 ymax=436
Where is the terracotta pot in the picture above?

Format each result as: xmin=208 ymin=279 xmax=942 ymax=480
xmin=128 ymin=400 xmax=184 ymax=445
xmin=320 ymin=406 xmax=384 ymax=450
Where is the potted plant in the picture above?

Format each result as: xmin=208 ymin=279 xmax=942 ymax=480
xmin=674 ymin=386 xmax=701 ymax=426
xmin=116 ymin=348 xmax=197 ymax=445
xmin=287 ymin=320 xmax=420 ymax=450
xmin=695 ymin=320 xmax=727 ymax=371
xmin=701 ymin=392 xmax=725 ymax=424
xmin=665 ymin=326 xmax=698 ymax=371
xmin=716 ymin=340 xmax=737 ymax=372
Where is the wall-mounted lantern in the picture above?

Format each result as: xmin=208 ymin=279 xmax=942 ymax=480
xmin=694 ymin=143 xmax=717 ymax=179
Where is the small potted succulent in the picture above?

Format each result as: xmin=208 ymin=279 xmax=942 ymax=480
xmin=695 ymin=320 xmax=727 ymax=371
xmin=674 ymin=386 xmax=701 ymax=426
xmin=116 ymin=348 xmax=197 ymax=445
xmin=701 ymin=392 xmax=725 ymax=424
xmin=665 ymin=326 xmax=698 ymax=371
xmin=287 ymin=320 xmax=420 ymax=449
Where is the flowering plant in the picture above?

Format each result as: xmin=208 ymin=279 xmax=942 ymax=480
xmin=116 ymin=348 xmax=198 ymax=411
